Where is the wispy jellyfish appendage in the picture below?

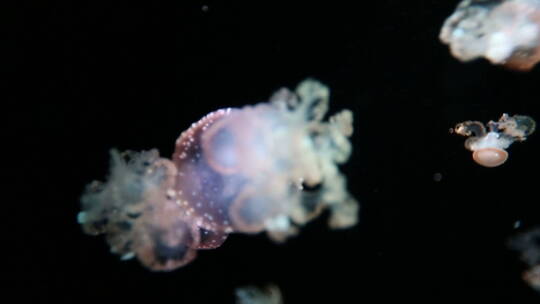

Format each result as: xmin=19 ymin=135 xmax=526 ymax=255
xmin=78 ymin=150 xmax=200 ymax=271
xmin=78 ymin=79 xmax=358 ymax=270
xmin=440 ymin=0 xmax=540 ymax=71
xmin=453 ymin=113 xmax=535 ymax=167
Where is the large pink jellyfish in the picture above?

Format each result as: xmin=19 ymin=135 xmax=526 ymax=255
xmin=453 ymin=113 xmax=535 ymax=167
xmin=78 ymin=79 xmax=358 ymax=271
xmin=440 ymin=0 xmax=540 ymax=71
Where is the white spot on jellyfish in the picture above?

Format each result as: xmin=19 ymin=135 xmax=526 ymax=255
xmin=121 ymin=252 xmax=135 ymax=260
xmin=453 ymin=113 xmax=535 ymax=167
xmin=77 ymin=212 xmax=87 ymax=224
xmin=166 ymin=189 xmax=176 ymax=198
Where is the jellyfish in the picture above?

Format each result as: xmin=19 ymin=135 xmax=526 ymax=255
xmin=453 ymin=113 xmax=535 ymax=167
xmin=78 ymin=79 xmax=359 ymax=271
xmin=440 ymin=0 xmax=540 ymax=71
xmin=509 ymin=228 xmax=540 ymax=291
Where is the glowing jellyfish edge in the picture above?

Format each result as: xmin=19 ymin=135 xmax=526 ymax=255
xmin=77 ymin=79 xmax=359 ymax=271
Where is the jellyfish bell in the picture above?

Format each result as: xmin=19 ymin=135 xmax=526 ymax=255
xmin=472 ymin=147 xmax=509 ymax=167
xmin=454 ymin=114 xmax=535 ymax=167
xmin=472 ymin=145 xmax=509 ymax=167
xmin=467 ymin=131 xmax=511 ymax=167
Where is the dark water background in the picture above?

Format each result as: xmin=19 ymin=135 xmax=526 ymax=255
xmin=7 ymin=1 xmax=540 ymax=302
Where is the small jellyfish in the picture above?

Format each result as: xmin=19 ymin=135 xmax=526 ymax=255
xmin=78 ymin=79 xmax=359 ymax=271
xmin=440 ymin=0 xmax=540 ymax=71
xmin=453 ymin=113 xmax=535 ymax=167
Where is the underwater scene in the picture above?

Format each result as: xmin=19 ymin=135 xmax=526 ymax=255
xmin=10 ymin=0 xmax=540 ymax=303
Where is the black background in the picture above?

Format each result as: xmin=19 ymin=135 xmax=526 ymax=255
xmin=8 ymin=0 xmax=540 ymax=302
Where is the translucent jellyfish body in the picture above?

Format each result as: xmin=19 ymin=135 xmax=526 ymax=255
xmin=78 ymin=79 xmax=359 ymax=271
xmin=440 ymin=0 xmax=540 ymax=71
xmin=453 ymin=113 xmax=535 ymax=167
